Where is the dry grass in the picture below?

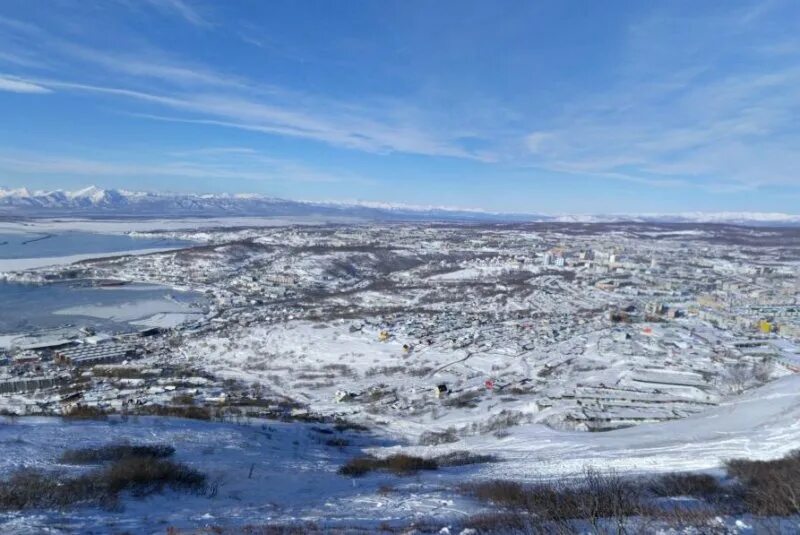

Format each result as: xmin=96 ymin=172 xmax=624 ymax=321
xmin=418 ymin=427 xmax=459 ymax=446
xmin=338 ymin=450 xmax=493 ymax=477
xmin=442 ymin=390 xmax=482 ymax=408
xmin=91 ymin=366 xmax=146 ymax=379
xmin=325 ymin=438 xmax=350 ymax=449
xmin=462 ymin=469 xmax=640 ymax=523
xmin=338 ymin=454 xmax=438 ymax=477
xmin=59 ymin=444 xmax=175 ymax=464
xmin=135 ymin=404 xmax=212 ymax=421
xmin=62 ymin=404 xmax=109 ymax=420
xmin=103 ymin=456 xmax=206 ymax=497
xmin=172 ymin=393 xmax=196 ymax=405
xmin=332 ymin=420 xmax=369 ymax=433
xmin=0 ymin=453 xmax=206 ymax=510
xmin=435 ymin=451 xmax=496 ymax=467
xmin=726 ymin=449 xmax=800 ymax=515
xmin=648 ymin=472 xmax=722 ymax=499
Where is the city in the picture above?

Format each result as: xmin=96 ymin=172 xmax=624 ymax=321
xmin=2 ymin=0 xmax=800 ymax=532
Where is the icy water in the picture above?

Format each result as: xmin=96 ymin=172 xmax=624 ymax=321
xmin=0 ymin=231 xmax=188 ymax=259
xmin=0 ymin=281 xmax=203 ymax=335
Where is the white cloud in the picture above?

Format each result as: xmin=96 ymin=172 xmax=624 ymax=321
xmin=519 ymin=2 xmax=800 ymax=193
xmin=0 ymin=15 xmax=497 ymax=162
xmin=0 ymin=76 xmax=50 ymax=94
xmin=524 ymin=132 xmax=553 ymax=154
xmin=0 ymin=150 xmax=367 ymax=185
xmin=3 ymin=2 xmax=798 ymax=195
xmin=139 ymin=0 xmax=209 ymax=27
xmin=29 ymin=77 xmax=486 ymax=160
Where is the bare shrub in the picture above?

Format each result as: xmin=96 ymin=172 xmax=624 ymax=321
xmin=479 ymin=410 xmax=525 ymax=434
xmin=177 ymin=523 xmax=367 ymax=534
xmin=325 ymin=438 xmax=350 ymax=449
xmin=135 ymin=404 xmax=212 ymax=421
xmin=333 ymin=420 xmax=369 ymax=433
xmin=435 ymin=451 xmax=496 ymax=467
xmin=295 ymin=372 xmax=335 ymax=380
xmin=60 ymin=444 xmax=175 ymax=464
xmin=407 ymin=366 xmax=434 ymax=377
xmin=0 ymin=469 xmax=91 ymax=510
xmin=365 ymin=365 xmax=405 ymax=377
xmin=383 ymin=454 xmax=438 ymax=475
xmin=462 ymin=469 xmax=640 ymax=525
xmin=292 ymin=380 xmax=335 ymax=389
xmin=321 ymin=363 xmax=356 ymax=378
xmin=338 ymin=454 xmax=437 ymax=477
xmin=648 ymin=472 xmax=722 ymax=499
xmin=62 ymin=404 xmax=109 ymax=420
xmin=443 ymin=390 xmax=482 ymax=408
xmin=418 ymin=427 xmax=459 ymax=446
xmin=337 ymin=457 xmax=377 ymax=477
xmin=644 ymin=504 xmax=720 ymax=534
xmin=463 ymin=511 xmax=532 ymax=534
xmin=91 ymin=367 xmax=145 ymax=379
xmin=171 ymin=393 xmax=195 ymax=405
xmin=102 ymin=456 xmax=206 ymax=496
xmin=721 ymin=362 xmax=763 ymax=395
xmin=464 ymin=479 xmax=529 ymax=509
xmin=726 ymin=449 xmax=800 ymax=515
xmin=0 ymin=456 xmax=205 ymax=510
xmin=752 ymin=359 xmax=774 ymax=384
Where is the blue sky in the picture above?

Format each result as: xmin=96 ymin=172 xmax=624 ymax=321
xmin=0 ymin=0 xmax=798 ymax=214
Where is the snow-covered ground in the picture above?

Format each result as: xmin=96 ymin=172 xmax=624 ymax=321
xmin=0 ymin=416 xmax=476 ymax=533
xmin=1 ymin=373 xmax=799 ymax=532
xmin=0 ymin=216 xmax=354 ymax=236
xmin=1 ymin=219 xmax=799 ymax=530
xmin=53 ymin=297 xmax=199 ymax=324
xmin=0 ymin=248 xmax=185 ymax=273
xmin=400 ymin=372 xmax=800 ymax=479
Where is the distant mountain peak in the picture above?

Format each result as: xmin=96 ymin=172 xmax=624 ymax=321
xmin=0 ymin=186 xmax=797 ymax=226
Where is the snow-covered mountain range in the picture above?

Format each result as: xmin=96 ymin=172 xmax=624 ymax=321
xmin=0 ymin=186 xmax=521 ymax=221
xmin=1 ymin=186 xmax=799 ymax=226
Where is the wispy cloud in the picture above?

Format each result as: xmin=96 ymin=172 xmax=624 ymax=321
xmin=0 ymin=75 xmax=51 ymax=94
xmin=168 ymin=146 xmax=259 ymax=157
xmin=22 ymin=74 xmax=488 ymax=160
xmin=138 ymin=0 xmax=210 ymax=27
xmin=0 ymin=50 xmax=47 ymax=69
xmin=0 ymin=149 xmax=370 ymax=186
xmin=0 ymin=13 xmax=491 ymax=161
xmin=0 ymin=15 xmax=236 ymax=88
xmin=519 ymin=3 xmax=800 ymax=192
xmin=1 ymin=2 xmax=799 ymax=200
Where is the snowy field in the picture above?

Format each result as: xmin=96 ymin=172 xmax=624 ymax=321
xmin=401 ymin=372 xmax=800 ymax=478
xmin=0 ymin=416 xmax=476 ymax=533
xmin=1 ymin=373 xmax=799 ymax=532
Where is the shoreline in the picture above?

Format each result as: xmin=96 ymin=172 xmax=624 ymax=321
xmin=0 ymin=246 xmax=184 ymax=272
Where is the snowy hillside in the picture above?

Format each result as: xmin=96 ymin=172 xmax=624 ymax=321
xmin=0 ymin=186 xmax=523 ymax=221
xmin=1 ymin=374 xmax=799 ymax=532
